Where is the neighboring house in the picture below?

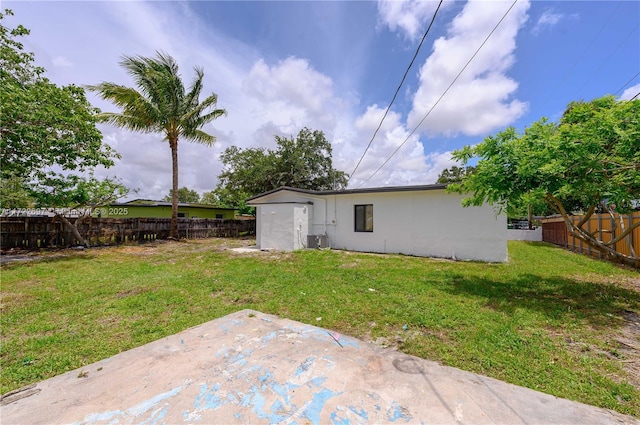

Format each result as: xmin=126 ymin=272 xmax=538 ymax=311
xmin=93 ymin=199 xmax=236 ymax=219
xmin=246 ymin=185 xmax=507 ymax=262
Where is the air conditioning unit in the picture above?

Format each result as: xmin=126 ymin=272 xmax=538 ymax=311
xmin=307 ymin=234 xmax=328 ymax=249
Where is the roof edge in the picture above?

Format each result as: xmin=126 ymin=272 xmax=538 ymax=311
xmin=246 ymin=184 xmax=449 ymax=203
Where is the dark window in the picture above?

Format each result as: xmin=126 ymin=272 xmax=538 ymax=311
xmin=215 ymin=214 xmax=224 ymax=219
xmin=178 ymin=212 xmax=187 ymax=218
xmin=354 ymin=204 xmax=373 ymax=232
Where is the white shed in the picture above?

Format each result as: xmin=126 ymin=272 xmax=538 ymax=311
xmin=247 ymin=185 xmax=507 ymax=262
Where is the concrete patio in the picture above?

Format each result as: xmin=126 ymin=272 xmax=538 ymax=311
xmin=1 ymin=309 xmax=637 ymax=424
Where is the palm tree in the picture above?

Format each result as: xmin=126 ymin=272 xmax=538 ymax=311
xmin=88 ymin=52 xmax=226 ymax=238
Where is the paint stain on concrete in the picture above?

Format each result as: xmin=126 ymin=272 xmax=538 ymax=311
xmin=302 ymin=387 xmax=342 ymax=425
xmin=387 ymin=402 xmax=413 ymax=422
xmin=73 ymin=386 xmax=182 ymax=425
xmin=330 ymin=404 xmax=370 ymax=425
xmin=296 ymin=357 xmax=315 ymax=376
xmin=65 ymin=315 xmax=412 ymax=424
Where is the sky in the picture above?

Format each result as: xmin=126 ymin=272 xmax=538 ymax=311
xmin=5 ymin=0 xmax=640 ymax=201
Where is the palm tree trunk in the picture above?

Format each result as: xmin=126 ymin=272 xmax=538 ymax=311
xmin=170 ymin=138 xmax=179 ymax=239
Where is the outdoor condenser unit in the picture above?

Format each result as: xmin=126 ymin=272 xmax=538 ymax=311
xmin=307 ymin=234 xmax=328 ymax=249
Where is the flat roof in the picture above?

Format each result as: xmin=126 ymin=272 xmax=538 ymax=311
xmin=114 ymin=200 xmax=235 ymax=210
xmin=246 ymin=184 xmax=448 ymax=203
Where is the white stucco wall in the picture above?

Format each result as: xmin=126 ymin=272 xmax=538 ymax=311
xmin=507 ymin=228 xmax=542 ymax=241
xmin=250 ymin=188 xmax=507 ymax=262
xmin=325 ymin=191 xmax=506 ymax=262
xmin=255 ymin=203 xmax=312 ymax=251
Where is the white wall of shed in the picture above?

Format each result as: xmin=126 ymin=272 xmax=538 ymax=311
xmin=255 ymin=203 xmax=312 ymax=251
xmin=256 ymin=204 xmax=295 ymax=251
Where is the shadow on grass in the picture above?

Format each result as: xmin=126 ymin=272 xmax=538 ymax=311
xmin=441 ymin=273 xmax=640 ymax=329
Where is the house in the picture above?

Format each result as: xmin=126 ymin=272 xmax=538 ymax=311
xmin=92 ymin=199 xmax=236 ymax=219
xmin=246 ymin=185 xmax=507 ymax=262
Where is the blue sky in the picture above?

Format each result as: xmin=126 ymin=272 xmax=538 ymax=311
xmin=5 ymin=0 xmax=640 ymax=200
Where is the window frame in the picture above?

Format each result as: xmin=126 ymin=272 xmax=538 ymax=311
xmin=354 ymin=204 xmax=373 ymax=232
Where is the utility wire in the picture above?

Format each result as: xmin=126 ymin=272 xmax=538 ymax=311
xmin=347 ymin=0 xmax=444 ymax=185
xmin=539 ymin=0 xmax=622 ymax=110
xmin=357 ymin=0 xmax=519 ymax=188
xmin=614 ymin=71 xmax=640 ymax=96
xmin=576 ymin=22 xmax=639 ymax=96
xmin=631 ymin=91 xmax=640 ymax=101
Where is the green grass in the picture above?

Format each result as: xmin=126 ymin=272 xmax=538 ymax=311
xmin=1 ymin=240 xmax=639 ymax=416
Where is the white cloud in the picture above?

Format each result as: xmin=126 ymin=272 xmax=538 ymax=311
xmin=342 ymin=105 xmax=455 ymax=188
xmin=531 ymin=8 xmax=572 ymax=35
xmin=51 ymin=56 xmax=73 ymax=68
xmin=4 ymin=0 xmax=534 ymax=199
xmin=7 ymin=1 xmax=258 ymax=200
xmin=620 ymin=83 xmax=640 ymax=100
xmin=407 ymin=0 xmax=530 ymax=137
xmin=241 ymin=57 xmax=340 ymax=140
xmin=376 ymin=0 xmax=445 ymax=40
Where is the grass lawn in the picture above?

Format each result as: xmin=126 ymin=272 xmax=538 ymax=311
xmin=1 ymin=239 xmax=639 ymax=416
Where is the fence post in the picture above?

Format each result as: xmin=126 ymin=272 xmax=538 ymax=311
xmin=586 ymin=216 xmax=591 ymax=257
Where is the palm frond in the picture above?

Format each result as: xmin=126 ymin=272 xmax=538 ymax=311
xmin=88 ymin=82 xmax=162 ymax=131
xmin=96 ymin=112 xmax=159 ymax=133
xmin=183 ymin=67 xmax=204 ymax=112
xmin=90 ymin=52 xmax=225 ymax=152
xmin=185 ymin=129 xmax=216 ymax=146
xmin=181 ymin=93 xmax=225 ymax=126
xmin=193 ymin=108 xmax=227 ymax=129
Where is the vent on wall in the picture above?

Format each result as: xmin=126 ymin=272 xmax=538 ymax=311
xmin=307 ymin=234 xmax=328 ymax=249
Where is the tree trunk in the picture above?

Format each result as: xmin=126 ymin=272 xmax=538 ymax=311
xmin=170 ymin=138 xmax=179 ymax=239
xmin=562 ymin=212 xmax=640 ymax=268
xmin=545 ymin=194 xmax=639 ymax=268
xmin=57 ymin=214 xmax=88 ymax=247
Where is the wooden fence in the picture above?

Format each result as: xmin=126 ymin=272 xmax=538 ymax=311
xmin=541 ymin=212 xmax=640 ymax=262
xmin=0 ymin=217 xmax=255 ymax=250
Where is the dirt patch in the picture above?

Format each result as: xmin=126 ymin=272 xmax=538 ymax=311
xmin=617 ymin=310 xmax=640 ymax=388
xmin=570 ymin=273 xmax=640 ymax=293
xmin=116 ymin=246 xmax=157 ymax=256
xmin=338 ymin=260 xmax=362 ymax=269
xmin=116 ymin=287 xmax=149 ymax=298
xmin=563 ymin=310 xmax=640 ymax=388
xmin=367 ymin=325 xmax=451 ymax=350
xmin=0 ymin=292 xmax=34 ymax=313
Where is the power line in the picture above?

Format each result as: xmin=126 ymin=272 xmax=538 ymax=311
xmin=631 ymin=91 xmax=640 ymax=101
xmin=614 ymin=71 xmax=640 ymax=96
xmin=357 ymin=0 xmax=519 ymax=188
xmin=347 ymin=0 xmax=444 ymax=185
xmin=576 ymin=22 xmax=639 ymax=96
xmin=539 ymin=0 xmax=622 ymax=110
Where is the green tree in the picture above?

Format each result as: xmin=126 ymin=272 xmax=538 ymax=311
xmin=273 ymin=128 xmax=348 ymax=190
xmin=436 ymin=165 xmax=475 ymax=184
xmin=202 ymin=187 xmax=253 ymax=216
xmin=216 ymin=128 xmax=348 ymax=209
xmin=0 ymin=9 xmax=125 ymax=234
xmin=451 ymin=96 xmax=640 ymax=267
xmin=163 ymin=187 xmax=200 ymax=203
xmin=88 ymin=52 xmax=226 ymax=238
xmin=31 ymin=174 xmax=129 ymax=247
xmin=0 ymin=175 xmax=32 ymax=209
xmin=217 ymin=145 xmax=277 ymax=198
xmin=0 ymin=9 xmax=117 ymax=195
